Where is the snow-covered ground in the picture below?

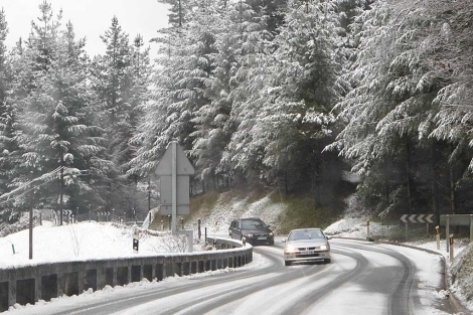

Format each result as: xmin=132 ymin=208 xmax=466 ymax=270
xmin=0 ymin=221 xmax=205 ymax=269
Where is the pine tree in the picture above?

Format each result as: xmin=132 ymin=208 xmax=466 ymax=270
xmin=0 ymin=8 xmax=19 ymax=221
xmin=10 ymin=2 xmax=108 ymax=217
xmin=223 ymin=0 xmax=341 ymax=194
xmin=191 ymin=0 xmax=272 ymax=189
xmin=130 ymin=0 xmax=216 ymax=178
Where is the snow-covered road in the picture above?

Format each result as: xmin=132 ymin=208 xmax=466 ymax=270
xmin=6 ymin=239 xmax=455 ymax=315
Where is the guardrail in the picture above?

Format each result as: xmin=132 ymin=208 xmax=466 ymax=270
xmin=0 ymin=237 xmax=252 ymax=311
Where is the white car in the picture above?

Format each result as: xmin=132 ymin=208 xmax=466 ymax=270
xmin=284 ymin=228 xmax=331 ymax=266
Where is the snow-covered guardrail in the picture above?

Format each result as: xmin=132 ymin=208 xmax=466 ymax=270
xmin=0 ymin=237 xmax=252 ymax=311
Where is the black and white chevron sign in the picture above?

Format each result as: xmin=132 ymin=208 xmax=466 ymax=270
xmin=400 ymin=214 xmax=434 ymax=224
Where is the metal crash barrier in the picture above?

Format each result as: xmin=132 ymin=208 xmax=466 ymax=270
xmin=0 ymin=237 xmax=251 ymax=311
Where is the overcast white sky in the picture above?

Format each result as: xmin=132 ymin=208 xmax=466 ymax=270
xmin=1 ymin=0 xmax=169 ymax=56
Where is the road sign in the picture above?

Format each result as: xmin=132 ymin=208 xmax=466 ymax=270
xmin=155 ymin=141 xmax=195 ymax=234
xmin=156 ymin=142 xmax=194 ymax=176
xmin=156 ymin=142 xmax=195 ymax=216
xmin=400 ymin=214 xmax=434 ymax=224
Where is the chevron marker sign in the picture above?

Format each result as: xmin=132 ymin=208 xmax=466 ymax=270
xmin=400 ymin=214 xmax=434 ymax=224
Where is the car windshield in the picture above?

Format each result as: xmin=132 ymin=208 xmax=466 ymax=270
xmin=241 ymin=219 xmax=266 ymax=230
xmin=288 ymin=229 xmax=324 ymax=241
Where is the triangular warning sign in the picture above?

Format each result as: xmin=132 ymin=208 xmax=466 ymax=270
xmin=155 ymin=142 xmax=195 ymax=175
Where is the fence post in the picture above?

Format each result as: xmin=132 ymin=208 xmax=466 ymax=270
xmin=198 ymin=219 xmax=201 ymax=241
xmin=446 ymin=215 xmax=450 ymax=252
xmin=470 ymin=215 xmax=473 ymax=243
xmin=404 ymin=221 xmax=408 ymax=241
xmin=449 ymin=234 xmax=454 ymax=263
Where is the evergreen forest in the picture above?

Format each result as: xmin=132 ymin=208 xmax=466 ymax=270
xmin=1 ymin=0 xmax=472 ymax=226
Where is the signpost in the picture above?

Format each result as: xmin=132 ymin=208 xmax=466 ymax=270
xmin=400 ymin=214 xmax=434 ymax=241
xmin=155 ymin=141 xmax=195 ymax=235
xmin=440 ymin=214 xmax=473 ymax=252
xmin=400 ymin=214 xmax=434 ymax=224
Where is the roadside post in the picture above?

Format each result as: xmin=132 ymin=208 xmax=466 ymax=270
xmin=198 ymin=219 xmax=201 ymax=241
xmin=29 ymin=207 xmax=33 ymax=259
xmin=205 ymin=227 xmax=208 ymax=243
xmin=446 ymin=215 xmax=450 ymax=253
xmin=133 ymin=227 xmax=139 ymax=253
xmin=404 ymin=221 xmax=408 ymax=241
xmin=435 ymin=226 xmax=440 ymax=250
xmin=449 ymin=234 xmax=454 ymax=263
xmin=440 ymin=214 xmax=473 ymax=247
xmin=470 ymin=214 xmax=473 ymax=243
xmin=366 ymin=220 xmax=370 ymax=240
xmin=400 ymin=214 xmax=435 ymax=242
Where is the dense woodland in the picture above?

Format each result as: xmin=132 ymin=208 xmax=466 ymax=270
xmin=0 ymin=0 xmax=472 ymax=225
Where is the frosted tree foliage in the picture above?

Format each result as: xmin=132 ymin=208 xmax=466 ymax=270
xmin=2 ymin=0 xmax=473 ymax=228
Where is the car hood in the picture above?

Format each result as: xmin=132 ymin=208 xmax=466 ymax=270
xmin=286 ymin=239 xmax=327 ymax=247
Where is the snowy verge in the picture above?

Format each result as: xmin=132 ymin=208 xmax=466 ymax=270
xmin=0 ymin=221 xmax=208 ymax=269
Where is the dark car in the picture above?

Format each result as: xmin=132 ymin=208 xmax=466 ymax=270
xmin=229 ymin=217 xmax=274 ymax=245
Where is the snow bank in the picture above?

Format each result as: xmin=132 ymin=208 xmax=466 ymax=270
xmin=0 ymin=221 xmax=204 ymax=269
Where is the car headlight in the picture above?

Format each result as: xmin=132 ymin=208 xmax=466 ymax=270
xmin=269 ymin=232 xmax=274 ymax=237
xmin=319 ymin=244 xmax=329 ymax=251
xmin=244 ymin=233 xmax=254 ymax=238
xmin=285 ymin=245 xmax=297 ymax=253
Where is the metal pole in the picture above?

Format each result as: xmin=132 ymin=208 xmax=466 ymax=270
xmin=449 ymin=234 xmax=454 ymax=263
xmin=148 ymin=178 xmax=151 ymax=212
xmin=198 ymin=219 xmax=201 ymax=241
xmin=470 ymin=215 xmax=473 ymax=243
xmin=171 ymin=142 xmax=177 ymax=235
xmin=405 ymin=222 xmax=408 ymax=241
xmin=435 ymin=226 xmax=440 ymax=250
xmin=29 ymin=207 xmax=33 ymax=259
xmin=446 ymin=215 xmax=450 ymax=252
xmin=60 ymin=163 xmax=64 ymax=225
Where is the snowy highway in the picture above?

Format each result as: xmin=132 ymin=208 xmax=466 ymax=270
xmin=6 ymin=239 xmax=456 ymax=315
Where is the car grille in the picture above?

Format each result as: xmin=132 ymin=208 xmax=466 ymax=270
xmin=298 ymin=247 xmax=316 ymax=251
xmin=295 ymin=252 xmax=320 ymax=258
xmin=289 ymin=246 xmax=328 ymax=258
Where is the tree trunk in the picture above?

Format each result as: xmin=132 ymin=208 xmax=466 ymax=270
xmin=405 ymin=140 xmax=413 ymax=214
xmin=431 ymin=142 xmax=440 ymax=224
xmin=448 ymin=163 xmax=456 ymax=214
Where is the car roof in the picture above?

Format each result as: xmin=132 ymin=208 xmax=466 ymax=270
xmin=240 ymin=217 xmax=263 ymax=221
xmin=289 ymin=228 xmax=322 ymax=233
